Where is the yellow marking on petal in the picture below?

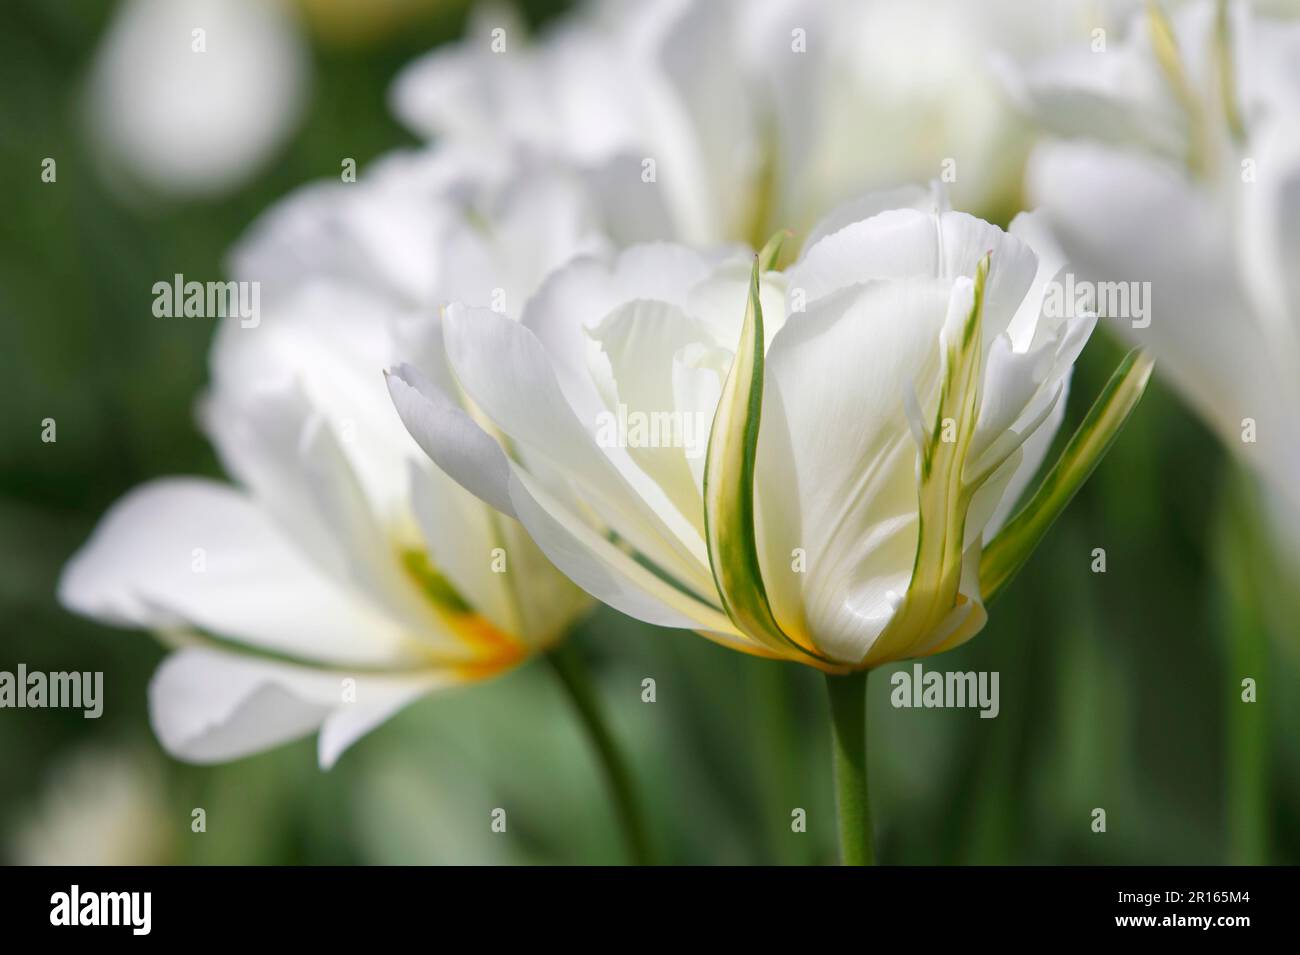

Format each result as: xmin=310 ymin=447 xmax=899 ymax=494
xmin=863 ymin=255 xmax=990 ymax=669
xmin=451 ymin=610 xmax=528 ymax=663
xmin=400 ymin=548 xmax=530 ymax=679
xmin=702 ymin=256 xmax=837 ymax=668
xmin=452 ymin=627 xmax=530 ymax=681
xmin=1147 ymin=0 xmax=1209 ymax=176
xmin=690 ymin=627 xmax=851 ymax=672
xmin=1213 ymin=0 xmax=1245 ymax=142
xmin=758 ymin=229 xmax=791 ymax=273
xmin=742 ymin=121 xmax=781 ymax=254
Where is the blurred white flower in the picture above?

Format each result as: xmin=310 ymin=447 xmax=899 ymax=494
xmin=59 ymin=147 xmax=602 ymax=767
xmin=86 ymin=0 xmax=309 ymax=198
xmin=10 ymin=746 xmax=172 ymax=866
xmin=1011 ymin=1 xmax=1300 ymax=527
xmin=387 ymin=188 xmax=1149 ymax=669
xmin=231 ymin=142 xmax=645 ymax=315
xmin=392 ymin=0 xmax=1138 ymax=244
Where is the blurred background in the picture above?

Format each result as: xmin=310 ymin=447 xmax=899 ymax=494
xmin=1 ymin=0 xmax=1297 ymax=865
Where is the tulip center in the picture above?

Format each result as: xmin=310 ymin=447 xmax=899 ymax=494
xmin=400 ymin=549 xmax=528 ymax=677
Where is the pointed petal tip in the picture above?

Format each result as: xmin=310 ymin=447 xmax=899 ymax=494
xmin=979 ymin=343 xmax=1156 ymax=603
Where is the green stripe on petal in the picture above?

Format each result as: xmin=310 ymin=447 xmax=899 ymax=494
xmin=401 ymin=548 xmax=474 ymax=615
xmin=703 ymin=256 xmax=833 ymax=666
xmin=865 ymin=255 xmax=991 ymax=668
xmin=758 ymin=229 xmax=791 ymax=272
xmin=980 ymin=348 xmax=1155 ymax=604
xmin=1147 ymin=0 xmax=1208 ymax=175
xmin=1148 ymin=1 xmax=1192 ymax=101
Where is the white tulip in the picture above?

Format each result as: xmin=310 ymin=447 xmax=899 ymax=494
xmin=391 ymin=0 xmax=1118 ymax=246
xmin=230 ymin=144 xmax=624 ymax=316
xmin=1011 ymin=0 xmax=1300 ymax=531
xmin=388 ymin=188 xmax=1152 ymax=671
xmin=59 ymin=147 xmax=596 ymax=768
xmin=85 ymin=0 xmax=308 ymax=198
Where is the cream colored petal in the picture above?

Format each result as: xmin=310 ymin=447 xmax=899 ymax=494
xmin=442 ymin=302 xmax=717 ymax=599
xmin=59 ymin=479 xmax=420 ymax=668
xmin=148 ymin=648 xmax=450 ymax=768
xmin=758 ymin=277 xmax=955 ymax=662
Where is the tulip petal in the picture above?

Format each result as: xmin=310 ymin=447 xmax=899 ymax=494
xmin=654 ymin=0 xmax=756 ymax=243
xmin=203 ymin=279 xmax=446 ymax=530
xmin=684 ymin=258 xmax=790 ymax=351
xmin=441 ymin=302 xmax=717 ymax=600
xmin=588 ymin=299 xmax=718 ymax=538
xmin=800 ymin=185 xmax=931 ymax=256
xmin=507 ymin=468 xmax=748 ymax=644
xmin=757 ymin=276 xmax=955 ymax=664
xmin=293 ymin=409 xmax=442 ymax=638
xmin=790 ymin=208 xmax=1038 ymax=335
xmin=757 ymin=229 xmax=790 ymax=272
xmin=980 ymin=348 xmax=1155 ymax=603
xmin=150 ymin=650 xmax=328 ymax=763
xmin=390 ymin=317 xmax=729 ymax=641
xmin=207 ymin=373 xmax=441 ymax=642
xmin=1027 ymin=141 xmax=1251 ymax=438
xmin=386 ymin=361 xmax=518 ymax=519
xmin=148 ymin=648 xmax=446 ymax=768
xmin=409 ymin=460 xmax=588 ymax=648
xmin=317 ymin=680 xmax=440 ymax=770
xmin=524 ymin=245 xmax=724 ymax=429
xmin=866 ymin=258 xmax=990 ymax=667
xmin=983 ymin=379 xmax=1068 ymax=539
xmin=59 ymin=478 xmax=421 ymax=667
xmin=200 ymin=378 xmax=354 ymax=585
xmin=408 ymin=460 xmax=521 ymax=638
xmin=490 ymin=505 xmax=595 ymax=647
xmin=703 ymin=257 xmax=833 ymax=666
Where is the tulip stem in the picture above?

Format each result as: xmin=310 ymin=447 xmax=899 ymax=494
xmin=825 ymin=669 xmax=874 ymax=865
xmin=546 ymin=644 xmax=652 ymax=865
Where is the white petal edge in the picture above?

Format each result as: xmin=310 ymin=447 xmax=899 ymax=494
xmin=149 ymin=648 xmax=449 ymax=769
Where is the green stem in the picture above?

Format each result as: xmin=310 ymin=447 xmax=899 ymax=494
xmin=825 ymin=669 xmax=874 ymax=865
xmin=546 ymin=644 xmax=652 ymax=865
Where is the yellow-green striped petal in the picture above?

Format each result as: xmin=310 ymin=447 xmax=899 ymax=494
xmin=758 ymin=228 xmax=791 ymax=272
xmin=864 ymin=255 xmax=991 ymax=667
xmin=980 ymin=348 xmax=1155 ymax=604
xmin=702 ymin=255 xmax=832 ymax=666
